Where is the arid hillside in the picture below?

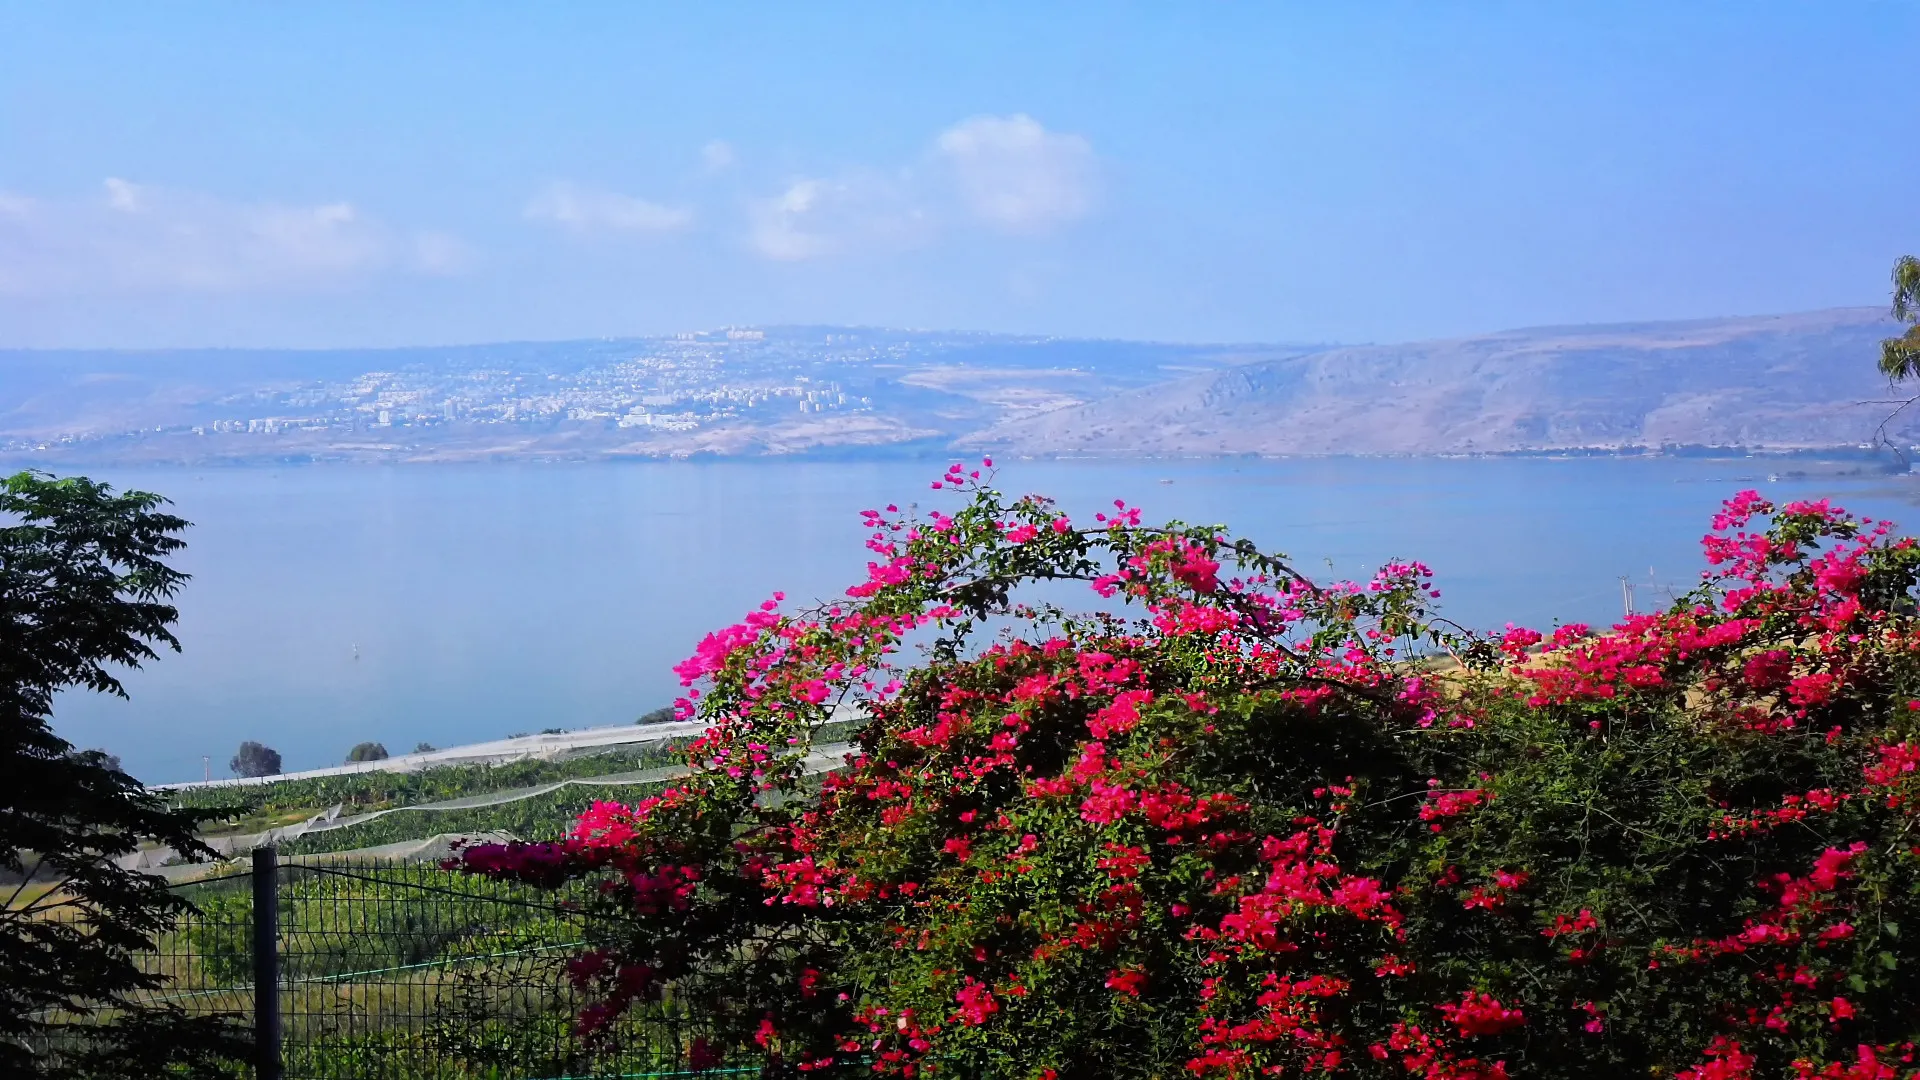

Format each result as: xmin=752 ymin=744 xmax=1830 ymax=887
xmin=965 ymin=308 xmax=1910 ymax=455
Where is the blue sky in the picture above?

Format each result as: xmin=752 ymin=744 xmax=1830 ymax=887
xmin=1 ymin=3 xmax=1915 ymax=348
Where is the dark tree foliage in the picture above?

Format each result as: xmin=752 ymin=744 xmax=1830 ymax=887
xmin=66 ymin=748 xmax=119 ymax=774
xmin=345 ymin=741 xmax=389 ymax=764
xmin=229 ymin=740 xmax=281 ymax=778
xmin=0 ymin=470 xmax=247 ymax=1077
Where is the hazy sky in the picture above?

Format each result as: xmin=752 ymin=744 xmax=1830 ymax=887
xmin=2 ymin=3 xmax=1916 ymax=349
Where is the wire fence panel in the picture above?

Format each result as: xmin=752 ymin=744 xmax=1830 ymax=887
xmin=17 ymin=869 xmax=255 ymax=1073
xmin=24 ymin=854 xmax=748 ymax=1080
xmin=272 ymin=859 xmax=729 ymax=1080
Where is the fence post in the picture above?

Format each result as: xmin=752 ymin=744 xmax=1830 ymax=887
xmin=252 ymin=846 xmax=282 ymax=1080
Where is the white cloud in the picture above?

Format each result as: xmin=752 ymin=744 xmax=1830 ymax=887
xmin=738 ymin=114 xmax=1098 ymax=262
xmin=103 ymin=177 xmax=143 ymax=212
xmin=409 ymin=231 xmax=479 ymax=275
xmin=748 ymin=173 xmax=930 ymax=262
xmin=934 ymin=114 xmax=1097 ymax=233
xmin=748 ymin=180 xmax=836 ymax=262
xmin=524 ymin=182 xmax=694 ymax=235
xmin=0 ymin=179 xmax=467 ymax=295
xmin=701 ymin=140 xmax=736 ymax=173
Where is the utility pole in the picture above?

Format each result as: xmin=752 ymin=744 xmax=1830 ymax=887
xmin=203 ymin=755 xmax=210 ymax=783
xmin=1620 ymin=576 xmax=1636 ymax=618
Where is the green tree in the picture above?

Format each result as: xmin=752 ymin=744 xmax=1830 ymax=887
xmin=1879 ymin=254 xmax=1920 ymax=382
xmin=0 ymin=470 xmax=246 ymax=1077
xmin=1866 ymin=255 xmax=1920 ymax=456
xmin=229 ymin=740 xmax=280 ymax=777
xmin=345 ymin=741 xmax=389 ymax=763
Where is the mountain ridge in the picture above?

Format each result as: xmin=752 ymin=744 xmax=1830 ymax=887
xmin=0 ymin=308 xmax=1910 ymax=463
xmin=963 ymin=307 xmax=1913 ymax=457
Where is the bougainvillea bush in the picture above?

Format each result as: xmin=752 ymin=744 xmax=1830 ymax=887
xmin=461 ymin=463 xmax=1920 ymax=1080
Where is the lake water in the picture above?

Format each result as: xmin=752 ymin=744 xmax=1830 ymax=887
xmin=25 ymin=456 xmax=1920 ymax=784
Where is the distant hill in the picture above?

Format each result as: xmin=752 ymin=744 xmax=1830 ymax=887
xmin=0 ymin=310 xmax=1909 ymax=463
xmin=0 ymin=328 xmax=1315 ymax=464
xmin=964 ymin=307 xmax=1914 ymax=455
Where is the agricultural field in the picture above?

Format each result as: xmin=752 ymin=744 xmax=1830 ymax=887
xmin=165 ymin=723 xmax=854 ymax=860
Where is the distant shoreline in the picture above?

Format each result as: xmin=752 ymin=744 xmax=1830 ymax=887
xmin=4 ymin=309 xmax=1912 ymax=468
xmin=2 ymin=444 xmax=1911 ymax=472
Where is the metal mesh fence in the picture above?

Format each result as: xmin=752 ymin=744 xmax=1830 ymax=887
xmin=18 ymin=868 xmax=255 ymax=1073
xmin=26 ymin=853 xmax=747 ymax=1079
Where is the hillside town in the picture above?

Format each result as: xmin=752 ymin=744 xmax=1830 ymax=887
xmin=1 ymin=326 xmax=1249 ymax=461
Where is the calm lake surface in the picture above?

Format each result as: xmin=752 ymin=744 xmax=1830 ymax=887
xmin=29 ymin=457 xmax=1920 ymax=783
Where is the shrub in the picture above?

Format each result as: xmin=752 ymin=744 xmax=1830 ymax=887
xmin=182 ymin=891 xmax=254 ymax=986
xmin=462 ymin=463 xmax=1920 ymax=1080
